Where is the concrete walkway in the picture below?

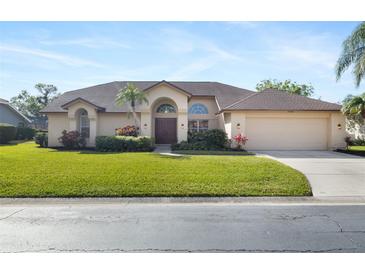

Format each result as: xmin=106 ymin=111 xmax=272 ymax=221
xmin=257 ymin=151 xmax=365 ymax=197
xmin=153 ymin=144 xmax=171 ymax=153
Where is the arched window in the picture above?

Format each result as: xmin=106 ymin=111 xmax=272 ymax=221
xmin=156 ymin=104 xmax=176 ymax=113
xmin=189 ymin=103 xmax=208 ymax=114
xmin=78 ymin=109 xmax=90 ymax=138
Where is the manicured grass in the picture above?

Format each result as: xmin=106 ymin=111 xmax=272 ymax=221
xmin=173 ymin=150 xmax=255 ymax=156
xmin=0 ymin=142 xmax=311 ymax=197
xmin=349 ymin=146 xmax=365 ymax=151
xmin=336 ymin=146 xmax=365 ymax=157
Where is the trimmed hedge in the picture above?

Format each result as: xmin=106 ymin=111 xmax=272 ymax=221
xmin=35 ymin=132 xmax=48 ymax=148
xmin=96 ymin=136 xmax=154 ymax=152
xmin=0 ymin=123 xmax=17 ymax=144
xmin=16 ymin=127 xmax=36 ymax=140
xmin=172 ymin=129 xmax=229 ymax=150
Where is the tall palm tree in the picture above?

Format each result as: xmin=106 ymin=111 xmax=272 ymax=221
xmin=115 ymin=83 xmax=149 ymax=126
xmin=336 ymin=22 xmax=365 ymax=87
xmin=342 ymin=92 xmax=365 ymax=120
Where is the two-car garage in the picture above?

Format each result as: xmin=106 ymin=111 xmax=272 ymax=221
xmin=222 ymin=88 xmax=346 ymax=151
xmin=245 ymin=116 xmax=328 ymax=150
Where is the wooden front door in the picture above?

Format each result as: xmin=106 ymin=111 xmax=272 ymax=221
xmin=155 ymin=118 xmax=177 ymax=144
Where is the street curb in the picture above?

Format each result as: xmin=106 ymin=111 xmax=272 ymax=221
xmin=1 ymin=196 xmax=365 ymax=205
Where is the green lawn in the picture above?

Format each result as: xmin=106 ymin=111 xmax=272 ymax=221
xmin=349 ymin=146 xmax=365 ymax=151
xmin=336 ymin=146 xmax=365 ymax=157
xmin=0 ymin=142 xmax=311 ymax=197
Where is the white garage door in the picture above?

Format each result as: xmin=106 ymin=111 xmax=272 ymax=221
xmin=245 ymin=117 xmax=328 ymax=150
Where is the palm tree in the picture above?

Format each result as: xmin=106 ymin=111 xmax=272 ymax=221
xmin=336 ymin=22 xmax=365 ymax=87
xmin=342 ymin=92 xmax=365 ymax=119
xmin=115 ymin=83 xmax=149 ymax=126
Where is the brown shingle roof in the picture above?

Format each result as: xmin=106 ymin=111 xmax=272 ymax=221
xmin=40 ymin=82 xmax=341 ymax=113
xmin=41 ymin=81 xmax=254 ymax=113
xmin=221 ymin=89 xmax=341 ymax=112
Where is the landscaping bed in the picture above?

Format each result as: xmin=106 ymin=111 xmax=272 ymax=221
xmin=0 ymin=142 xmax=311 ymax=197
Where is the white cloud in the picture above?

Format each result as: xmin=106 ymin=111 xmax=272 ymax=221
xmin=40 ymin=37 xmax=130 ymax=49
xmin=160 ymin=28 xmax=242 ymax=79
xmin=167 ymin=58 xmax=216 ymax=80
xmin=261 ymin=30 xmax=339 ymax=70
xmin=0 ymin=44 xmax=104 ymax=68
xmin=161 ymin=28 xmax=241 ymax=60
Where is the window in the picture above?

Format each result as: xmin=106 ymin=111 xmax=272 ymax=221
xmin=189 ymin=103 xmax=208 ymax=114
xmin=79 ymin=109 xmax=90 ymax=138
xmin=188 ymin=120 xmax=209 ymax=133
xmin=156 ymin=104 xmax=176 ymax=113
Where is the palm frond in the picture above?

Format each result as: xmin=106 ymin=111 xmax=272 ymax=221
xmin=335 ymin=22 xmax=365 ymax=86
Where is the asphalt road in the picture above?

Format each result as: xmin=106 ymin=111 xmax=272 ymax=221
xmin=1 ymin=202 xmax=365 ymax=252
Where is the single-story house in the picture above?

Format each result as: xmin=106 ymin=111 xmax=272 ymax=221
xmin=41 ymin=80 xmax=346 ymax=150
xmin=0 ymin=98 xmax=31 ymax=127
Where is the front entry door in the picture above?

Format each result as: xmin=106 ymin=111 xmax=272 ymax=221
xmin=155 ymin=118 xmax=177 ymax=144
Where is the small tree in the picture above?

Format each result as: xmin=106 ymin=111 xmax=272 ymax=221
xmin=35 ymin=83 xmax=59 ymax=106
xmin=10 ymin=83 xmax=59 ymax=128
xmin=115 ymin=83 xmax=149 ymax=127
xmin=256 ymin=79 xmax=314 ymax=97
xmin=10 ymin=90 xmax=43 ymax=120
xmin=342 ymin=93 xmax=365 ymax=131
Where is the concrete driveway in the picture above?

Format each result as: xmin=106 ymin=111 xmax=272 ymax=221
xmin=256 ymin=151 xmax=365 ymax=197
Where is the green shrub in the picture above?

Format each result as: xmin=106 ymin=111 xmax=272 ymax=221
xmin=16 ymin=127 xmax=36 ymax=140
xmin=96 ymin=136 xmax=154 ymax=152
xmin=188 ymin=129 xmax=228 ymax=148
xmin=58 ymin=130 xmax=86 ymax=150
xmin=0 ymin=123 xmax=17 ymax=144
xmin=35 ymin=132 xmax=48 ymax=147
xmin=345 ymin=136 xmax=365 ymax=146
xmin=173 ymin=129 xmax=228 ymax=150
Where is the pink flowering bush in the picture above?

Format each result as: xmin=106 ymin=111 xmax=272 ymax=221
xmin=58 ymin=130 xmax=86 ymax=149
xmin=232 ymin=134 xmax=248 ymax=150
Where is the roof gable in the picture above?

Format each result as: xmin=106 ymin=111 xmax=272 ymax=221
xmin=61 ymin=97 xmax=106 ymax=111
xmin=142 ymin=80 xmax=192 ymax=97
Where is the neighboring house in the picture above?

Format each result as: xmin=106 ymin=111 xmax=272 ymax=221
xmin=41 ymin=80 xmax=346 ymax=150
xmin=0 ymin=98 xmax=31 ymax=127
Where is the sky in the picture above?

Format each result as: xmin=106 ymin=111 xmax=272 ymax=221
xmin=0 ymin=21 xmax=364 ymax=103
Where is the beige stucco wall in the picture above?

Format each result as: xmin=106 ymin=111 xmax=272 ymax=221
xmin=225 ymin=111 xmax=347 ymax=150
xmin=97 ymin=113 xmax=139 ymax=136
xmin=47 ymin=113 xmax=69 ymax=147
xmin=328 ymin=112 xmax=347 ymax=149
xmin=223 ymin=113 xmax=232 ymax=139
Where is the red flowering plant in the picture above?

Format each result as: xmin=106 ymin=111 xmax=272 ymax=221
xmin=115 ymin=125 xmax=139 ymax=137
xmin=232 ymin=133 xmax=248 ymax=150
xmin=58 ymin=130 xmax=86 ymax=150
